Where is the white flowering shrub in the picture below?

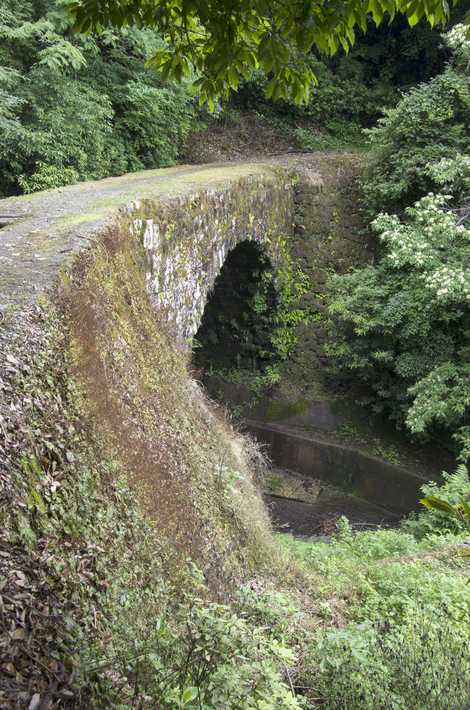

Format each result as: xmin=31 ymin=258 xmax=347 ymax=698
xmin=329 ymin=26 xmax=470 ymax=459
xmin=327 ymin=194 xmax=470 ymax=458
xmin=363 ymin=25 xmax=470 ymax=214
xmin=444 ymin=22 xmax=470 ymax=71
xmin=445 ymin=23 xmax=469 ymax=49
xmin=377 ymin=194 xmax=470 ymax=304
xmin=425 ymin=153 xmax=470 ymax=204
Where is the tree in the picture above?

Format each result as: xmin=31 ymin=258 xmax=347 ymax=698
xmin=0 ymin=0 xmax=195 ymax=195
xmin=71 ymin=0 xmax=458 ymax=107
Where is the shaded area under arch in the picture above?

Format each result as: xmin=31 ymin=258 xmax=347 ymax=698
xmin=193 ymin=240 xmax=280 ymax=373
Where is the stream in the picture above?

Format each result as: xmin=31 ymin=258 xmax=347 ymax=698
xmin=245 ymin=419 xmax=425 ymax=537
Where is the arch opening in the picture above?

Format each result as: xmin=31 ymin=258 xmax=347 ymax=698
xmin=193 ymin=240 xmax=280 ymax=375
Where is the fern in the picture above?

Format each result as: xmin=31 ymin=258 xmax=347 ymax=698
xmin=0 ymin=65 xmax=23 ymax=130
xmin=37 ymin=38 xmax=87 ymax=73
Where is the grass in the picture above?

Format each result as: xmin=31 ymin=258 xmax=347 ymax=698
xmin=56 ymin=211 xmax=103 ymax=229
xmin=275 ymin=518 xmax=470 ymax=709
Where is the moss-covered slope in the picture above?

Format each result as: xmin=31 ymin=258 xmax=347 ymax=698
xmin=0 ymin=169 xmax=300 ymax=706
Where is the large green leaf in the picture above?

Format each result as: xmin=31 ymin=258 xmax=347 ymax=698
xmin=420 ymin=495 xmax=458 ymax=515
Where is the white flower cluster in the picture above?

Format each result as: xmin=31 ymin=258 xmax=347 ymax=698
xmin=425 ymin=265 xmax=470 ymax=303
xmin=426 ymin=154 xmax=470 ymax=191
xmin=373 ymin=193 xmax=470 ymax=304
xmin=444 ymin=23 xmax=470 ymax=52
xmin=374 ymin=194 xmax=461 ymax=267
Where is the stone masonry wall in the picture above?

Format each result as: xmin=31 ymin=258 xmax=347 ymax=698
xmin=128 ymin=173 xmax=295 ymax=341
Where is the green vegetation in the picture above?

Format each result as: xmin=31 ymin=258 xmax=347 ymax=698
xmin=0 ymin=0 xmax=194 ymax=196
xmin=194 ymin=230 xmax=310 ymax=399
xmin=0 ymin=211 xmax=293 ymax=705
xmin=3 ymin=287 xmax=469 ymax=707
xmin=3 ymin=5 xmax=470 ymax=709
xmin=1 ymin=1 xmax=454 ymax=195
xmin=280 ymin=466 xmax=470 ymax=708
xmin=73 ymin=0 xmax=453 ymax=106
xmin=327 ymin=25 xmax=470 ymax=460
xmin=412 ymin=463 xmax=470 ymax=535
xmin=363 ymin=26 xmax=470 ymax=213
xmin=233 ymin=16 xmax=450 ymax=149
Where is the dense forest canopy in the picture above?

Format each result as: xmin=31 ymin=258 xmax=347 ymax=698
xmin=0 ymin=0 xmax=195 ymax=195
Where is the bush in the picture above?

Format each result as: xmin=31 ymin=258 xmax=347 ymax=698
xmin=18 ymin=162 xmax=79 ymax=193
xmin=363 ymin=26 xmax=470 ymax=214
xmin=326 ymin=192 xmax=470 ymax=454
xmin=83 ymin=574 xmax=303 ymax=708
xmin=326 ymin=25 xmax=470 ymax=458
xmin=9 ymin=77 xmax=116 ymax=192
xmin=115 ymin=80 xmax=194 ymax=169
xmin=309 ymin=612 xmax=470 ymax=710
xmin=293 ymin=122 xmax=364 ymax=151
xmin=403 ymin=464 xmax=470 ymax=538
xmin=286 ymin=505 xmax=470 ymax=709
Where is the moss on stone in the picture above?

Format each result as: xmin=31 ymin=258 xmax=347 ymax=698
xmin=264 ymin=398 xmax=310 ymax=421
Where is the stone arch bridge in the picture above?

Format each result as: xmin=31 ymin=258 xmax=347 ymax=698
xmin=0 ymin=155 xmax=427 ymax=545
xmin=0 ymin=159 xmax=321 ymax=335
